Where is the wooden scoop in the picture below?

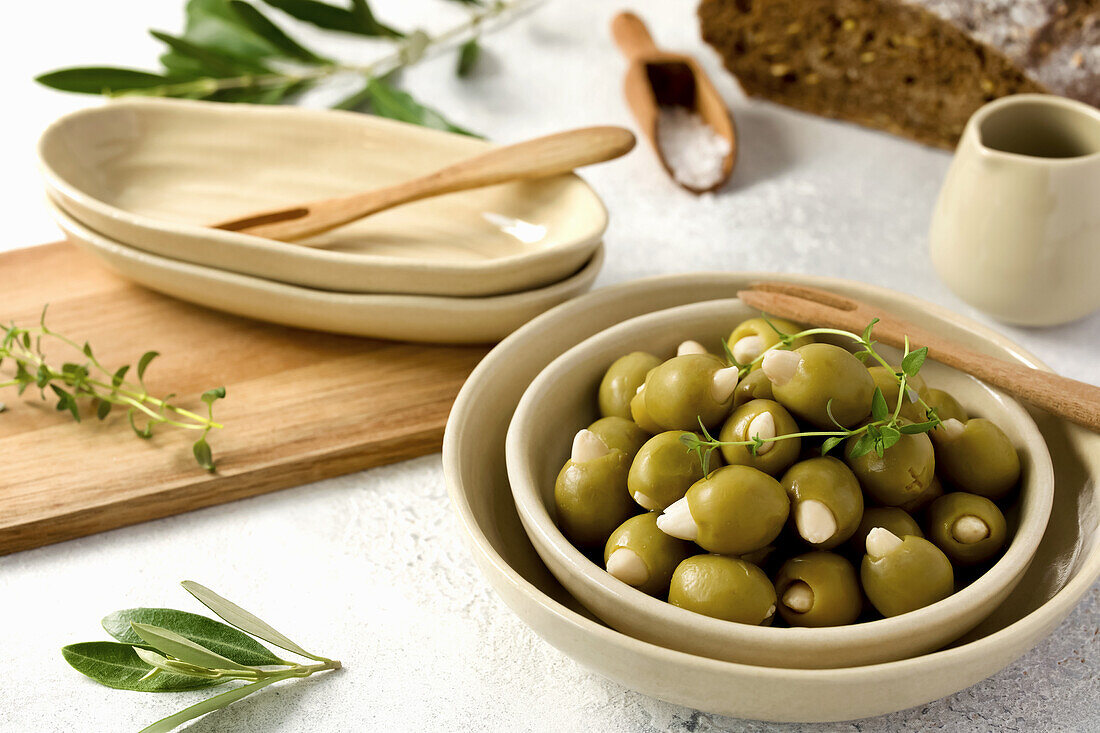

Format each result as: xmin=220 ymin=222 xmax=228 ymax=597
xmin=738 ymin=282 xmax=1100 ymax=432
xmin=214 ymin=125 xmax=636 ymax=242
xmin=611 ymin=11 xmax=736 ymax=194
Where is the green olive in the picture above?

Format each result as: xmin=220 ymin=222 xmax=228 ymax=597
xmin=604 ymin=512 xmax=693 ymax=596
xmin=774 ymin=552 xmax=862 ymax=627
xmin=718 ymin=399 xmax=801 ymax=476
xmin=925 ymin=388 xmax=968 ymax=424
xmin=766 ymin=343 xmax=875 ymax=429
xmin=932 ymin=418 xmax=1021 ymax=501
xmin=727 ymin=317 xmax=813 ymax=371
xmin=642 ymin=354 xmax=738 ymax=431
xmin=732 ymin=368 xmax=774 ymax=408
xmin=629 ymin=386 xmax=664 ymax=434
xmin=663 ymin=465 xmax=789 ymax=555
xmin=927 ymin=492 xmax=1007 ymax=566
xmin=897 ymin=475 xmax=945 ymax=515
xmin=861 ymin=533 xmax=953 ymax=617
xmin=780 ymin=457 xmax=864 ymax=550
xmin=867 ymin=366 xmax=928 ymax=424
xmin=849 ymin=507 xmax=923 ymax=554
xmin=587 ymin=416 xmax=649 ymax=460
xmin=598 ymin=351 xmax=662 ymax=419
xmin=845 ymin=429 xmax=936 ymax=506
xmin=554 ymin=450 xmax=634 ymax=548
xmin=668 ymin=555 xmax=777 ymax=625
xmin=628 ymin=430 xmax=720 ymax=511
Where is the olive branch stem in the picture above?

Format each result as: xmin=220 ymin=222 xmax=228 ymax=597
xmin=682 ymin=317 xmax=942 ymax=472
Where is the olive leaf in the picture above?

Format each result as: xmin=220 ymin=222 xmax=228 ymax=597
xmin=61 ymin=642 xmax=224 ymax=692
xmin=104 ymin=609 xmax=283 ymax=666
xmin=131 ymin=623 xmax=259 ymax=673
xmin=138 ymin=674 xmax=293 ymax=733
xmin=35 ymin=67 xmax=177 ymax=94
xmin=456 ymin=38 xmax=480 ymax=77
xmin=181 ymin=581 xmax=322 ymax=661
xmin=359 ymin=77 xmax=477 ymax=137
xmin=261 ymin=0 xmax=401 ymax=37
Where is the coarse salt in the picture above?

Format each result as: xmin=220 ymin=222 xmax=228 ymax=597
xmin=656 ymin=106 xmax=731 ymax=190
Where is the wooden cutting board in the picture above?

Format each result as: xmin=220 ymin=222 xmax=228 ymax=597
xmin=0 ymin=242 xmax=490 ymax=555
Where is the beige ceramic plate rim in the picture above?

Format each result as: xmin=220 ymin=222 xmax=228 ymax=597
xmin=443 ymin=272 xmax=1098 ymax=683
xmin=506 ymin=297 xmax=1053 ymax=651
xmin=47 ymin=195 xmax=604 ymax=343
xmin=37 ymin=98 xmax=609 ymax=273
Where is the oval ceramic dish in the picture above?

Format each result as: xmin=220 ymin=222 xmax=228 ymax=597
xmin=48 ymin=197 xmax=602 ymax=344
xmin=506 ymin=298 xmax=1052 ymax=669
xmin=442 ymin=273 xmax=1100 ymax=722
xmin=38 ymin=98 xmax=607 ymax=296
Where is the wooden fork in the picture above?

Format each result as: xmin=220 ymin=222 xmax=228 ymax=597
xmin=737 ymin=282 xmax=1100 ymax=432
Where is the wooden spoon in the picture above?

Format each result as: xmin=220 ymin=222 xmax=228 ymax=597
xmin=213 ymin=125 xmax=636 ymax=242
xmin=738 ymin=282 xmax=1100 ymax=432
xmin=611 ymin=11 xmax=736 ymax=194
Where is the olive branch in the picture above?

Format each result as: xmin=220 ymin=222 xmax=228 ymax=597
xmin=681 ymin=316 xmax=941 ymax=474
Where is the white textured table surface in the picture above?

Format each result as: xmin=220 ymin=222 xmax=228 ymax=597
xmin=1 ymin=1 xmax=1098 ymax=731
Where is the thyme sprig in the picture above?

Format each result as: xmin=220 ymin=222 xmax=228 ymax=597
xmin=0 ymin=308 xmax=224 ymax=471
xmin=681 ymin=317 xmax=941 ymax=473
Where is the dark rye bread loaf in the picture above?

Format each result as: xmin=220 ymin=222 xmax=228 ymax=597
xmin=698 ymin=0 xmax=1100 ymax=148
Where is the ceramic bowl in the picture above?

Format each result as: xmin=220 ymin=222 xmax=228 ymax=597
xmin=38 ymin=98 xmax=607 ymax=296
xmin=48 ymin=196 xmax=602 ymax=344
xmin=443 ymin=273 xmax=1099 ymax=722
xmin=506 ymin=298 xmax=1053 ymax=669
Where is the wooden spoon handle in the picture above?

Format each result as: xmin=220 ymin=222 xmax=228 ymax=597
xmin=738 ymin=286 xmax=1100 ymax=432
xmin=611 ymin=11 xmax=659 ymax=60
xmin=216 ymin=126 xmax=636 ymax=242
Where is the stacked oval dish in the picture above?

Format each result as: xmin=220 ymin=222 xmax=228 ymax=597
xmin=38 ymin=98 xmax=606 ymax=343
xmin=443 ymin=274 xmax=1100 ymax=722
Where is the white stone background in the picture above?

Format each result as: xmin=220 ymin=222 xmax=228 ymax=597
xmin=0 ymin=0 xmax=1097 ymax=731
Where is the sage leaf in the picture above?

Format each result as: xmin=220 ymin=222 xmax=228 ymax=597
xmin=228 ymin=1 xmax=330 ymax=62
xmin=456 ymin=38 xmax=479 ymax=77
xmin=131 ymin=623 xmax=259 ymax=673
xmin=104 ymin=609 xmax=283 ymax=666
xmin=138 ymin=673 xmax=293 ymax=733
xmin=181 ymin=581 xmax=321 ymax=661
xmin=35 ymin=67 xmax=174 ymax=95
xmin=61 ymin=642 xmax=223 ymax=692
xmin=902 ymin=346 xmax=928 ymax=378
xmin=363 ymin=78 xmax=477 ymax=137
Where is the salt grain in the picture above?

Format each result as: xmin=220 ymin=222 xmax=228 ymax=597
xmin=656 ymin=106 xmax=731 ymax=190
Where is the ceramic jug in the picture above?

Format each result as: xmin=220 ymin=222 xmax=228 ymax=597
xmin=930 ymin=94 xmax=1100 ymax=326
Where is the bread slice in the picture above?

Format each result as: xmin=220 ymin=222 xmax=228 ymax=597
xmin=698 ymin=0 xmax=1098 ymax=148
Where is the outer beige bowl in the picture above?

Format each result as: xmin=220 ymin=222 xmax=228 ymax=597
xmin=38 ymin=98 xmax=607 ymax=296
xmin=442 ymin=273 xmax=1100 ymax=722
xmin=506 ymin=298 xmax=1052 ymax=669
xmin=48 ymin=196 xmax=602 ymax=344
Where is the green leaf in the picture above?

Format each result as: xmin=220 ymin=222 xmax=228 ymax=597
xmin=202 ymin=387 xmax=227 ymax=406
xmin=104 ymin=609 xmax=283 ymax=666
xmin=129 ymin=410 xmax=155 ymax=439
xmin=899 ymin=419 xmax=939 ymax=434
xmin=150 ymin=30 xmax=270 ymax=76
xmin=130 ymin=623 xmax=259 ymax=673
xmin=137 ymin=351 xmax=160 ymax=384
xmin=96 ymin=400 xmax=113 ymax=420
xmin=879 ymin=425 xmax=902 ymax=451
xmin=847 ymin=432 xmax=875 ymax=459
xmin=861 ymin=318 xmax=880 ymax=344
xmin=363 ymin=77 xmax=477 ymax=136
xmin=262 ymin=0 xmax=401 ymax=37
xmin=184 ymin=0 xmax=283 ymax=60
xmin=61 ymin=642 xmax=223 ymax=692
xmin=35 ymin=67 xmax=173 ymax=95
xmin=456 ymin=38 xmax=480 ymax=77
xmin=0 ymin=403 xmax=6 ymax=413
xmin=138 ymin=673 xmax=292 ymax=733
xmin=870 ymin=387 xmax=888 ymax=422
xmin=181 ymin=581 xmax=321 ymax=661
xmin=901 ymin=346 xmax=928 ymax=378
xmin=821 ymin=436 xmax=844 ymax=455
xmin=228 ymin=1 xmax=330 ymax=62
xmin=193 ymin=439 xmax=216 ymax=472
xmin=112 ymin=365 xmax=130 ymax=389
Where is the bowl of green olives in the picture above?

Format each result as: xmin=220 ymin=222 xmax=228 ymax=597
xmin=505 ymin=298 xmax=1054 ymax=669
